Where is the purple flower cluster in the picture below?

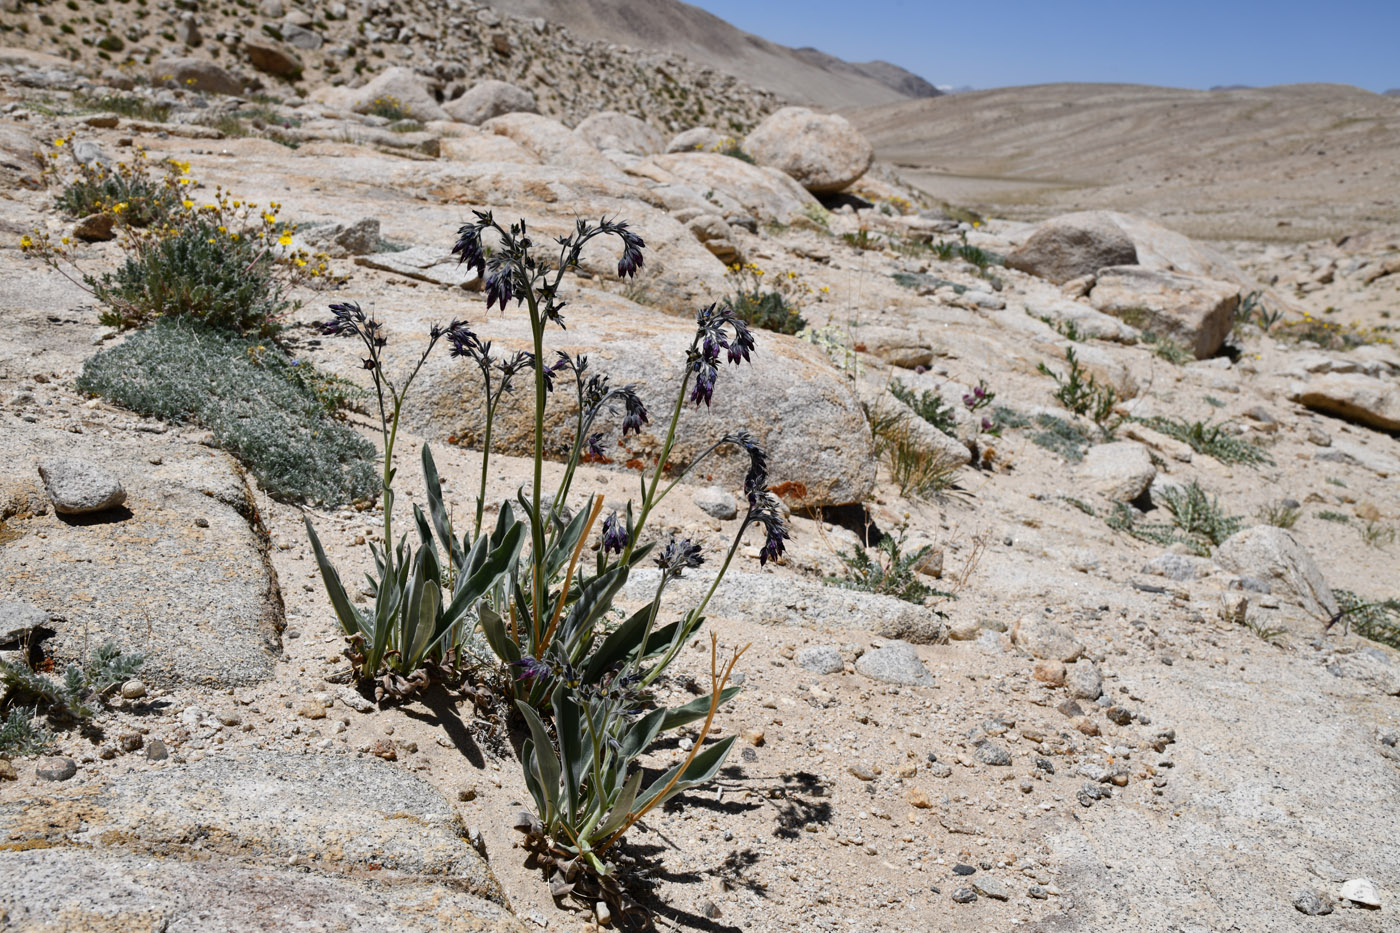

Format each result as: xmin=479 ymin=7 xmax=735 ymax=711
xmin=689 ymin=304 xmax=756 ymax=407
xmin=657 ymin=537 xmax=705 ymax=575
xmin=600 ymin=511 xmax=628 ymax=554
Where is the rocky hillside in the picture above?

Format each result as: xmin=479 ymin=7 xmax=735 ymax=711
xmin=849 ymin=82 xmax=1400 ymax=242
xmin=0 ymin=0 xmax=783 ymax=132
xmin=480 ymin=0 xmax=939 ymax=107
xmin=1 ymin=38 xmax=1398 ymax=933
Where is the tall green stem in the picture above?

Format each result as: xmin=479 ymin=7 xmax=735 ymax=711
xmin=526 ymin=291 xmax=547 ymax=643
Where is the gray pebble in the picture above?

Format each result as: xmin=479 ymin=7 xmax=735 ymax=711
xmin=796 ymin=645 xmax=843 ymax=675
xmin=973 ymin=876 xmax=1010 ymax=901
xmin=1292 ymin=888 xmax=1333 ymax=915
xmin=974 ymin=741 xmax=1012 ymax=766
xmin=146 ymin=739 xmax=169 ymax=761
xmin=854 ymin=642 xmax=934 ymax=686
xmin=951 ymin=887 xmax=977 ymax=903
xmin=692 ymin=486 xmax=738 ymax=520
xmin=37 ymin=457 xmax=127 ymax=514
xmin=36 ymin=756 xmax=77 ymax=782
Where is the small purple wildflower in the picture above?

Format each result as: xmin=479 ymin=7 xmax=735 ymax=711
xmin=511 ymin=656 xmax=552 ymax=682
xmin=584 ymin=432 xmax=606 ymax=460
xmin=600 ymin=511 xmax=628 ymax=555
xmin=657 ymin=538 xmax=704 ymax=575
xmin=619 ymin=386 xmax=648 ymax=436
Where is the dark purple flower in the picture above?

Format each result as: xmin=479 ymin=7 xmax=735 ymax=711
xmin=511 ymin=656 xmax=552 ymax=682
xmin=981 ymin=416 xmax=994 ymax=432
xmin=584 ymin=432 xmax=606 ymax=460
xmin=619 ymin=386 xmax=648 ymax=436
xmin=600 ymin=511 xmax=628 ymax=555
xmin=724 ymin=431 xmax=769 ymax=504
xmin=484 ymin=262 xmax=513 ymax=311
xmin=656 ymin=537 xmax=704 ymax=575
xmin=726 ymin=319 xmax=755 ymax=365
xmin=690 ymin=360 xmax=718 ymax=407
xmin=451 ymin=214 xmax=490 ymax=278
xmin=746 ymin=493 xmax=790 ymax=567
xmin=322 ymin=301 xmax=365 ymax=336
xmin=604 ymin=220 xmax=645 ymax=278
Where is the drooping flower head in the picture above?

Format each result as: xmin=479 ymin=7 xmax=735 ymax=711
xmin=618 ymin=386 xmax=649 ymax=436
xmin=511 ymin=656 xmax=553 ymax=682
xmin=724 ymin=431 xmax=769 ymax=505
xmin=599 ymin=219 xmax=645 ymax=278
xmin=747 ymin=493 xmax=790 ymax=567
xmin=600 ymin=511 xmax=628 ymax=555
xmin=451 ymin=211 xmax=491 ymax=278
xmin=321 ymin=301 xmax=366 ymax=337
xmin=688 ymin=304 xmax=756 ymax=407
xmin=657 ymin=537 xmax=705 ymax=575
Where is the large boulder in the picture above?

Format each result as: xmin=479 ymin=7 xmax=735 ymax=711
xmin=667 ymin=126 xmax=723 ymax=153
xmin=1288 ymin=373 xmax=1400 ymax=431
xmin=479 ymin=112 xmax=624 ymax=178
xmin=345 ymin=290 xmax=876 ymax=508
xmin=1011 ymin=614 xmax=1085 ymax=662
xmin=1089 ymin=266 xmax=1239 ymax=359
xmin=242 ymin=36 xmax=304 ymax=78
xmin=0 ymin=427 xmax=283 ymax=688
xmin=0 ymin=750 xmax=523 ymax=932
xmin=438 ymin=125 xmax=541 ymax=164
xmin=743 ymin=106 xmax=873 ymax=193
xmin=149 ymin=57 xmax=242 ymax=96
xmin=1216 ymin=526 xmax=1338 ymax=618
xmin=313 ymin=67 xmax=449 ymax=121
xmin=630 ymin=152 xmax=818 ymax=225
xmin=1005 ymin=213 xmax=1139 ymax=284
xmin=575 ymin=111 xmax=665 ymax=158
xmin=443 ymin=78 xmax=537 ymax=125
xmin=1079 ymin=441 xmax=1155 ymax=502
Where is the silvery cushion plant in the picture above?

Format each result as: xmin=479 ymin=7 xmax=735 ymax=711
xmin=306 ymin=212 xmax=791 ymax=915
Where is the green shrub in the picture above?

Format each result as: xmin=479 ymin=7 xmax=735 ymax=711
xmin=1037 ymin=347 xmax=1121 ymax=437
xmin=1135 ymin=417 xmax=1272 ymax=467
xmin=1257 ymin=501 xmax=1300 ymax=528
xmin=1332 ymin=590 xmax=1400 ymax=649
xmin=831 ymin=532 xmax=951 ymax=607
xmin=0 ymin=706 xmax=53 ymax=756
xmin=89 ymin=219 xmax=291 ymax=334
xmin=1106 ymin=480 xmax=1241 ymax=556
xmin=889 ymin=379 xmax=957 ymax=437
xmin=1030 ymin=413 xmax=1093 ymax=462
xmin=77 ymin=319 xmax=377 ymax=505
xmin=720 ymin=263 xmax=807 ymax=335
xmin=1140 ymin=331 xmax=1194 ymax=365
xmin=0 ymin=642 xmax=143 ymax=723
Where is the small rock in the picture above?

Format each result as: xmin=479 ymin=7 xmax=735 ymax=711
xmin=72 ymin=213 xmax=116 ymax=242
xmin=0 ymin=759 xmax=17 ymax=781
xmin=1011 ymin=615 xmax=1084 ymax=662
xmin=1293 ymin=888 xmax=1333 ymax=915
xmin=854 ymin=641 xmax=934 ymax=686
xmin=692 ymin=485 xmax=738 ymax=520
xmin=972 ymin=877 xmax=1010 ymax=901
xmin=120 ymin=679 xmax=147 ymax=700
xmin=849 ymin=764 xmax=878 ymax=781
xmin=117 ymin=733 xmax=143 ymax=753
xmin=1056 ymin=698 xmax=1085 ymax=719
xmin=1076 ymin=718 xmax=1101 ymax=737
xmin=951 ymin=887 xmax=977 ymax=904
xmin=1033 ymin=660 xmax=1067 ymax=686
xmin=336 ymin=687 xmax=374 ymax=713
xmin=974 ymin=741 xmax=1012 ymax=766
xmin=1066 ymin=661 xmax=1103 ymax=701
xmin=36 ymin=756 xmax=77 ymax=781
xmin=1105 ymin=706 xmax=1133 ymax=726
xmin=952 ymin=863 xmax=976 ymax=876
xmin=1339 ymin=878 xmax=1381 ymax=909
xmin=927 ymin=761 xmax=953 ymax=778
xmin=145 ymin=739 xmax=168 ymax=761
xmin=36 ymin=457 xmax=127 ymax=514
xmin=907 ymin=787 xmax=932 ymax=809
xmin=1028 ymin=884 xmax=1048 ymax=899
xmin=371 ymin=738 xmax=397 ymax=761
xmin=796 ymin=645 xmax=843 ymax=675
xmin=297 ymin=699 xmax=327 ymax=720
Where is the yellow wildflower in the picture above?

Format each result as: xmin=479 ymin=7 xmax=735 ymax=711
xmin=278 ymin=233 xmax=293 ymax=246
xmin=53 ymin=138 xmax=65 ymax=147
xmin=20 ymin=235 xmax=33 ymax=248
xmin=182 ymin=199 xmax=194 ymax=209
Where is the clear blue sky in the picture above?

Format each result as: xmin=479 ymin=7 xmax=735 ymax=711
xmin=688 ymin=0 xmax=1398 ymax=93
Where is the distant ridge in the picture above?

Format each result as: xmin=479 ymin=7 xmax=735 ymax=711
xmin=481 ymin=0 xmax=937 ymax=108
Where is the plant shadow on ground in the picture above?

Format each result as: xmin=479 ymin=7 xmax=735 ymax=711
xmin=400 ymin=685 xmax=489 ymax=769
xmin=592 ymin=768 xmax=831 ymax=930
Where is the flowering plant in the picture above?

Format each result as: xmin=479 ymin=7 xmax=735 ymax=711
xmin=307 ymin=212 xmax=791 ymax=908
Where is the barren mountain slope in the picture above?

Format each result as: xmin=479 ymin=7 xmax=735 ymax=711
xmin=849 ymin=82 xmax=1400 ymax=240
xmin=481 ymin=0 xmax=934 ymax=107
